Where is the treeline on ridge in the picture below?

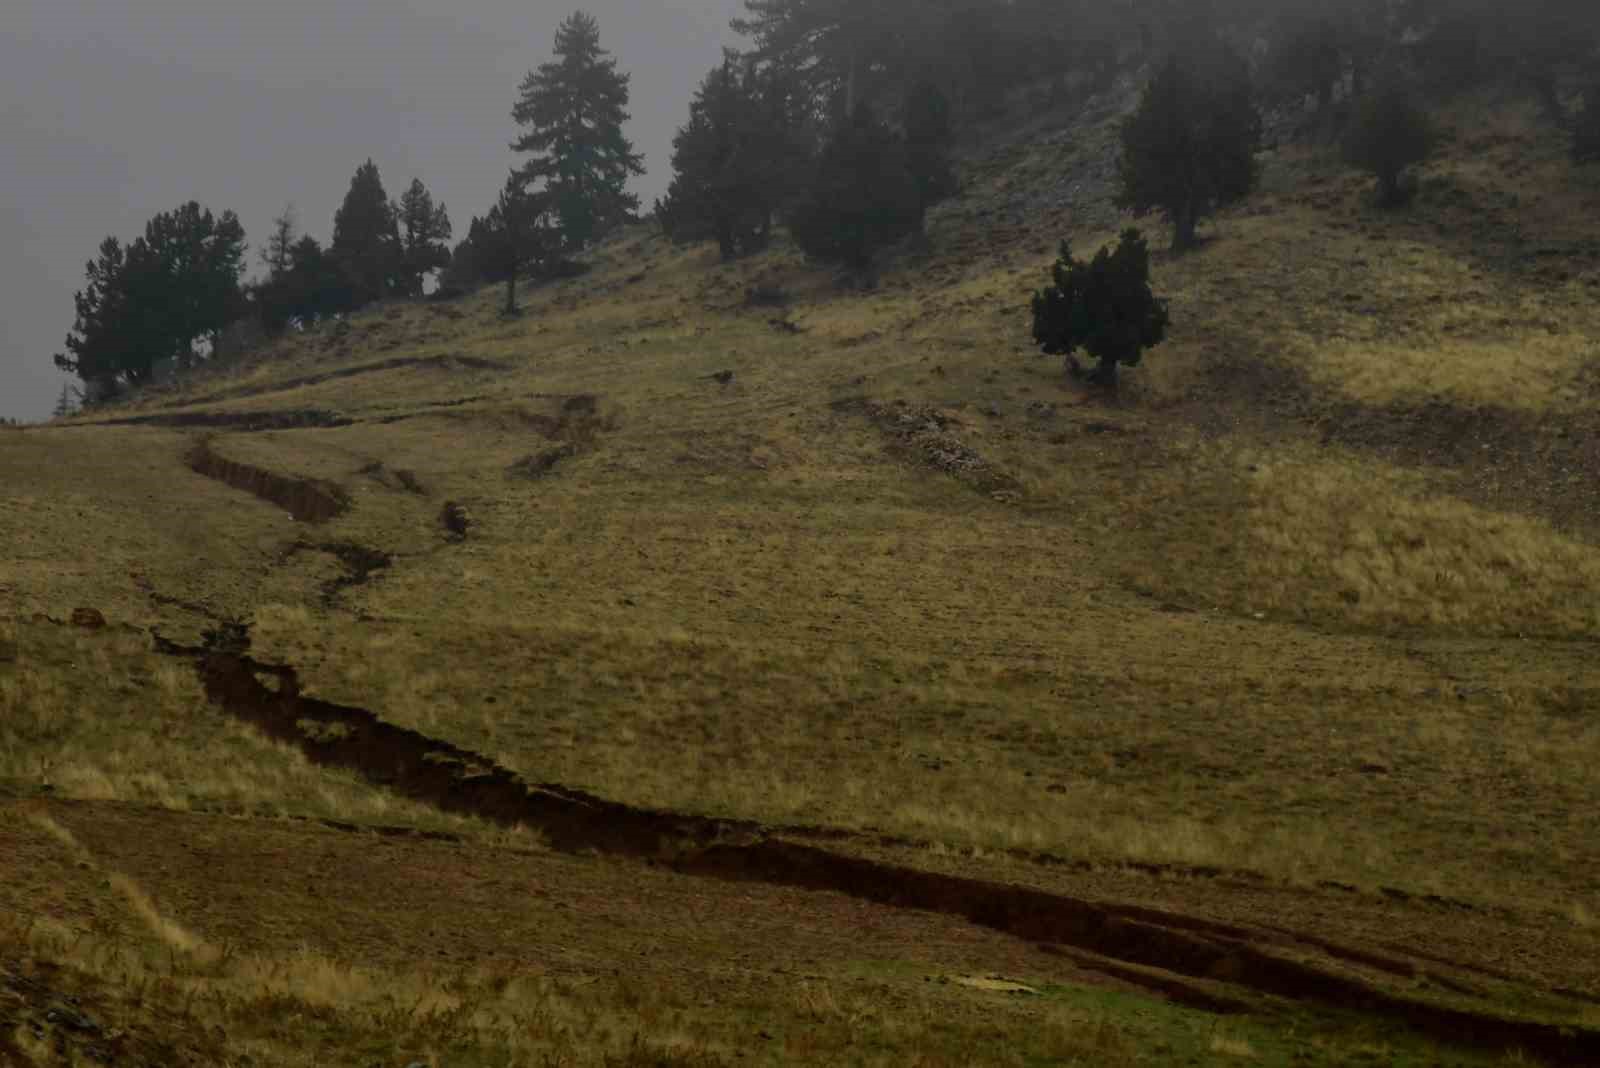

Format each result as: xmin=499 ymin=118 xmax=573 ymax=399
xmin=51 ymin=0 xmax=1600 ymax=404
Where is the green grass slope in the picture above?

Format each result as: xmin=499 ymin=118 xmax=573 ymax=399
xmin=4 ymin=81 xmax=1600 ymax=1064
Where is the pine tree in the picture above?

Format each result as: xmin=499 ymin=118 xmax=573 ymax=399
xmin=54 ymin=203 xmax=247 ymax=387
xmin=52 ymin=383 xmax=77 ymax=419
xmin=903 ymin=81 xmax=958 ymax=218
xmin=1343 ymin=80 xmax=1434 ymax=205
xmin=1031 ymin=229 xmax=1169 ymax=389
xmin=260 ymin=205 xmax=298 ymax=279
xmin=1116 ymin=48 xmax=1261 ymax=252
xmin=661 ymin=58 xmax=811 ymax=260
xmin=732 ymin=0 xmax=917 ymax=117
xmin=1575 ymin=77 xmax=1600 ymax=164
xmin=512 ymin=11 xmax=645 ymax=251
xmin=789 ymin=102 xmax=921 ymax=272
xmin=331 ymin=159 xmax=403 ymax=306
xmin=466 ymin=173 xmax=559 ymax=315
xmin=397 ymin=178 xmax=453 ymax=297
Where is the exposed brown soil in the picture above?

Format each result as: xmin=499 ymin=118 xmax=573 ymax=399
xmin=357 ymin=459 xmax=429 ymax=496
xmin=439 ymin=501 xmax=471 ymax=540
xmin=507 ymin=443 xmax=578 ymax=479
xmin=144 ymin=635 xmax=1600 ymax=1064
xmin=185 ymin=439 xmax=349 ymax=524
xmin=281 ymin=541 xmax=393 ymax=608
xmin=100 ymin=408 xmax=354 ymax=431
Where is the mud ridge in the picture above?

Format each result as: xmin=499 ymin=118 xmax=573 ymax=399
xmin=187 ymin=439 xmax=349 ymax=524
xmin=156 ymin=354 xmax=511 ymax=410
xmin=150 ymin=641 xmax=1600 ymax=1062
xmin=100 ymin=408 xmax=354 ymax=431
xmin=282 ymin=541 xmax=393 ymax=606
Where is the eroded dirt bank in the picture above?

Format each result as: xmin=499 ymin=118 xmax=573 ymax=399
xmin=141 ymin=633 xmax=1600 ymax=1065
xmin=185 ymin=439 xmax=349 ymax=523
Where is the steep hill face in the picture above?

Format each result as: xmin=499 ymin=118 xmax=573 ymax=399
xmin=4 ymin=82 xmax=1600 ymax=1065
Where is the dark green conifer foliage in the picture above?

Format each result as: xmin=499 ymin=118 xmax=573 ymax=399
xmin=903 ymin=81 xmax=958 ymax=216
xmin=474 ymin=173 xmax=558 ymax=315
xmin=257 ymin=237 xmax=352 ymax=332
xmin=54 ymin=202 xmax=247 ymax=388
xmin=1576 ymin=78 xmax=1600 ymax=164
xmin=512 ymin=11 xmax=645 ymax=251
xmin=331 ymin=159 xmax=403 ymax=306
xmin=661 ymin=59 xmax=811 ymax=260
xmin=1031 ymin=228 xmax=1169 ymax=389
xmin=1116 ymin=49 xmax=1261 ymax=252
xmin=397 ymin=178 xmax=453 ymax=297
xmin=789 ymin=103 xmax=921 ymax=271
xmin=1342 ymin=81 xmax=1434 ymax=205
xmin=732 ymin=0 xmax=905 ymax=116
xmin=260 ymin=205 xmax=298 ymax=280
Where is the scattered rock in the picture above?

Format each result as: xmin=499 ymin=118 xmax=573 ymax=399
xmin=836 ymin=398 xmax=1022 ymax=498
xmin=70 ymin=607 xmax=106 ymax=631
xmin=710 ymin=370 xmax=735 ymax=385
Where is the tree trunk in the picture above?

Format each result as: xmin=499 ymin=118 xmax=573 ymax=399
xmin=503 ymin=270 xmax=518 ymax=316
xmin=1091 ymin=357 xmax=1120 ymax=390
xmin=1378 ymin=169 xmax=1401 ymax=207
xmin=1171 ymin=201 xmax=1198 ymax=252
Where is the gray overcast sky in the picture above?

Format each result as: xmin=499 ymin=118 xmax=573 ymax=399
xmin=0 ymin=0 xmax=743 ymax=422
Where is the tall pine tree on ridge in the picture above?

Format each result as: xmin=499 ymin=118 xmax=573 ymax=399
xmin=331 ymin=159 xmax=403 ymax=305
xmin=512 ymin=11 xmax=645 ymax=252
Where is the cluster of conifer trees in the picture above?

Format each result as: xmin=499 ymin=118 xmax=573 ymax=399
xmin=53 ymin=0 xmax=1600 ymax=399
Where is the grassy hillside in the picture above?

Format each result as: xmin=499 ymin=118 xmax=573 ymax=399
xmin=4 ymin=82 xmax=1600 ymax=1064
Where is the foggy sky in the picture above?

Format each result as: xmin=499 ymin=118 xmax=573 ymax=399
xmin=0 ymin=0 xmax=742 ymax=422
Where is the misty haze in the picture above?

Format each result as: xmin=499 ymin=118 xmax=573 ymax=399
xmin=3 ymin=1 xmax=1600 ymax=1064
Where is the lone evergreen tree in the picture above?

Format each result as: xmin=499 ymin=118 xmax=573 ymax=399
xmin=397 ymin=178 xmax=453 ymax=297
xmin=331 ymin=159 xmax=403 ymax=306
xmin=789 ymin=102 xmax=921 ymax=272
xmin=52 ymin=383 xmax=77 ymax=419
xmin=1117 ymin=49 xmax=1261 ymax=251
xmin=1342 ymin=81 xmax=1434 ymax=205
xmin=512 ymin=11 xmax=645 ymax=251
xmin=1031 ymin=229 xmax=1169 ymax=389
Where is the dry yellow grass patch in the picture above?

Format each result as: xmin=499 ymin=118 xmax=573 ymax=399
xmin=1306 ymin=330 xmax=1596 ymax=412
xmin=1243 ymin=451 xmax=1600 ymax=632
xmin=1106 ymin=434 xmax=1600 ymax=637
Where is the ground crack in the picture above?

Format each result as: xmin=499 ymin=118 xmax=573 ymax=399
xmin=141 ymin=639 xmax=1600 ymax=1063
